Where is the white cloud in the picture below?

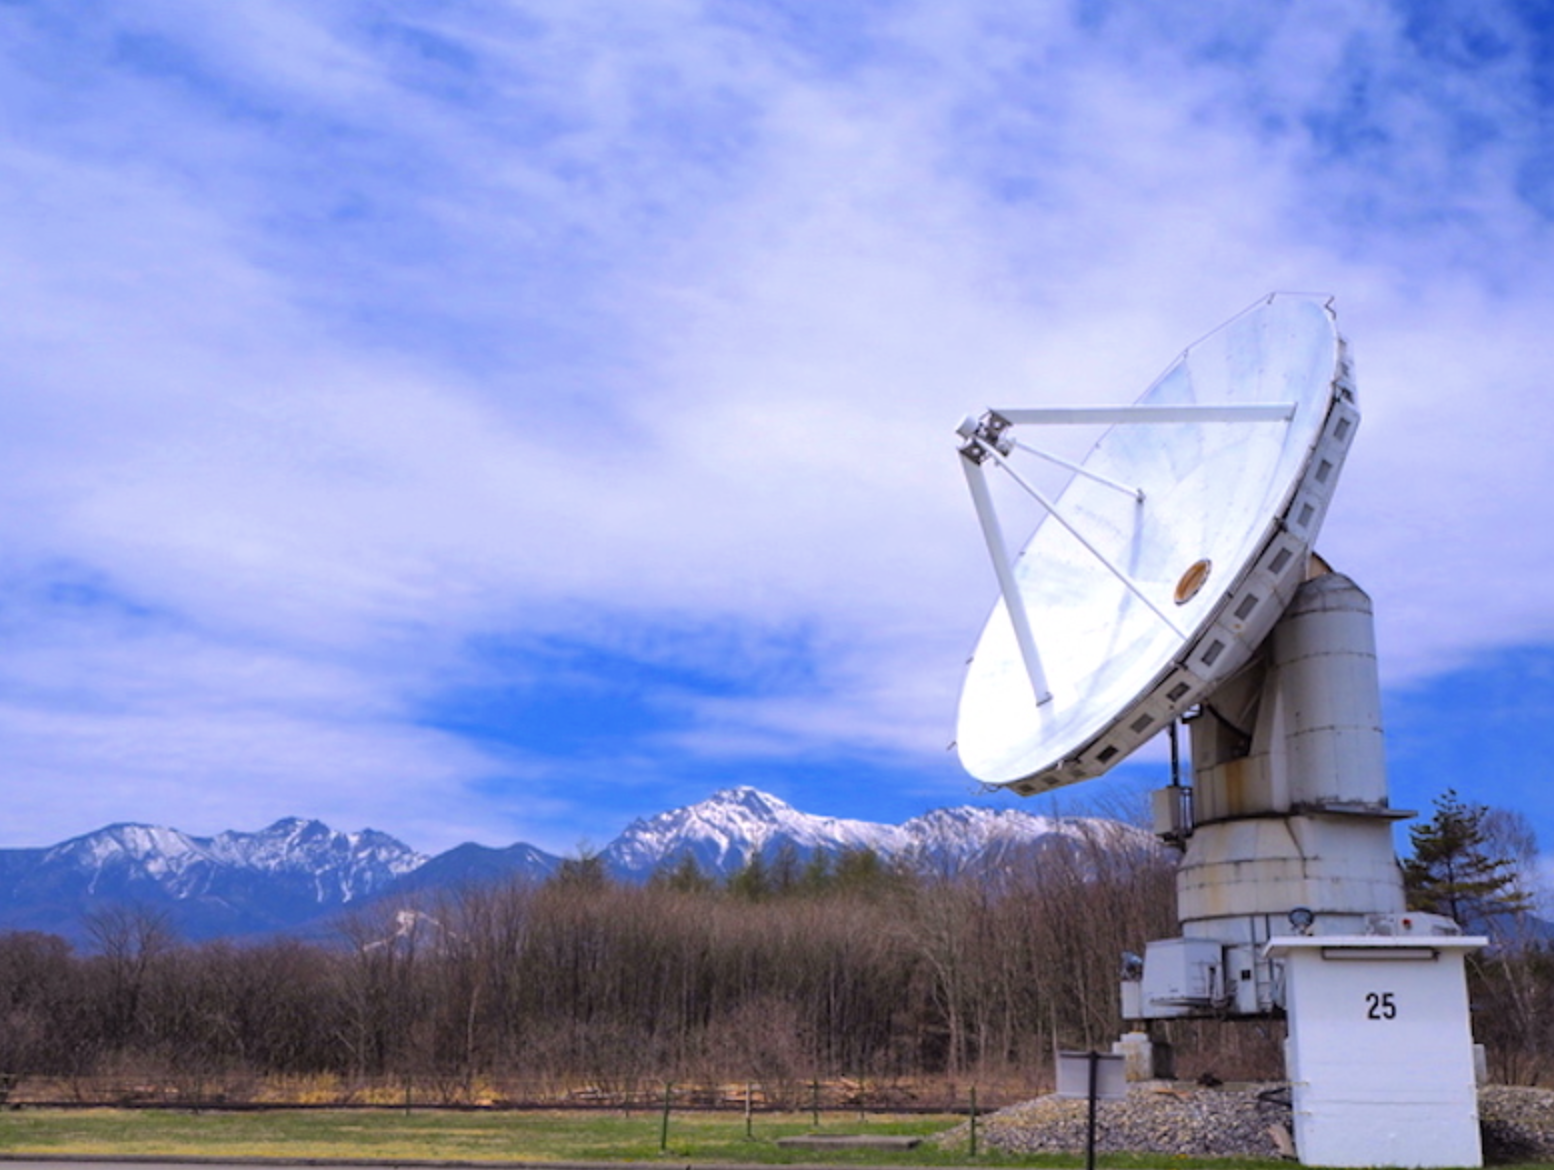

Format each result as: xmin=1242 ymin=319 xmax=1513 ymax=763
xmin=2 ymin=1 xmax=1553 ymax=852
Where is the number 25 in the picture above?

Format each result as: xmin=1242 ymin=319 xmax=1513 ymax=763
xmin=1365 ymin=991 xmax=1397 ymax=1020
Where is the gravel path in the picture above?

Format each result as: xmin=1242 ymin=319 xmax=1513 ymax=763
xmin=940 ymin=1083 xmax=1554 ymax=1163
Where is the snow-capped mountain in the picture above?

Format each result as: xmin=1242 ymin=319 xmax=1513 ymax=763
xmin=42 ymin=818 xmax=425 ymax=901
xmin=601 ymin=786 xmax=898 ymax=876
xmin=0 ymin=788 xmax=1152 ymax=944
xmin=600 ymin=786 xmax=1146 ymax=879
xmin=0 ymin=818 xmax=425 ymax=942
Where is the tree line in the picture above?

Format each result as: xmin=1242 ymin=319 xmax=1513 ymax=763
xmin=0 ymin=827 xmax=1186 ymax=1104
xmin=0 ymin=793 xmax=1549 ymax=1105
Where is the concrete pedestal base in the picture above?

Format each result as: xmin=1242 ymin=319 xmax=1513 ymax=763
xmin=1267 ymin=934 xmax=1486 ymax=1168
xmin=1113 ymin=1030 xmax=1174 ymax=1081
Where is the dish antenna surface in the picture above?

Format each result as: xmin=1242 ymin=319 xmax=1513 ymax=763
xmin=955 ymin=294 xmax=1355 ymax=792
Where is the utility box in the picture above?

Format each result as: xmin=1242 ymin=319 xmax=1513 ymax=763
xmin=1225 ymin=943 xmax=1264 ymax=1015
xmin=1267 ymin=934 xmax=1486 ymax=1168
xmin=1151 ymin=785 xmax=1193 ymax=840
xmin=1139 ymin=937 xmax=1224 ymax=1016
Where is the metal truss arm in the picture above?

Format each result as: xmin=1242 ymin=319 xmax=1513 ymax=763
xmin=958 ymin=446 xmax=1053 ymax=706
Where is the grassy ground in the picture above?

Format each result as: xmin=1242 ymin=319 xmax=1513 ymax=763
xmin=0 ymin=1106 xmax=1293 ymax=1167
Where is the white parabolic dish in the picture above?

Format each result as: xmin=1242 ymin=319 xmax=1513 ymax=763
xmin=957 ymin=294 xmax=1360 ymax=794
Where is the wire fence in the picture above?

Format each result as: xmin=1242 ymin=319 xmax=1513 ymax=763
xmin=0 ymin=1071 xmax=1027 ymax=1115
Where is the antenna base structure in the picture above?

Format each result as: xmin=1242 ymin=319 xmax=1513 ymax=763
xmin=953 ymin=296 xmax=1485 ymax=1168
xmin=1127 ymin=568 xmax=1485 ymax=1168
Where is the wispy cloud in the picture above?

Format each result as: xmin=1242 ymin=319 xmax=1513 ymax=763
xmin=2 ymin=1 xmax=1552 ymax=853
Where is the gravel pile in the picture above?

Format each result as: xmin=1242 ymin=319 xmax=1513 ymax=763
xmin=944 ymin=1083 xmax=1294 ymax=1159
xmin=945 ymin=1083 xmax=1554 ymax=1163
xmin=1479 ymin=1086 xmax=1554 ymax=1163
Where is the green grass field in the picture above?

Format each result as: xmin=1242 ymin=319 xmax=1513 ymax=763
xmin=0 ymin=1106 xmax=1294 ymax=1167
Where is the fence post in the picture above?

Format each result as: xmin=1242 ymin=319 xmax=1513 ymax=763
xmin=1086 ymin=1052 xmax=1100 ymax=1170
xmin=659 ymin=1082 xmax=673 ymax=1151
xmin=970 ymin=1084 xmax=978 ymax=1157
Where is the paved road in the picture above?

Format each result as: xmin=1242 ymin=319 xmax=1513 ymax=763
xmin=0 ymin=1161 xmax=663 ymax=1170
xmin=0 ymin=1161 xmax=664 ymax=1169
xmin=0 ymin=1158 xmax=731 ymax=1168
xmin=0 ymin=1162 xmax=662 ymax=1169
xmin=0 ymin=1162 xmax=542 ymax=1169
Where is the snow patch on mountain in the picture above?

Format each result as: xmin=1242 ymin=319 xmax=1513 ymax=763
xmin=40 ymin=818 xmax=425 ymax=904
xmin=600 ymin=786 xmax=1149 ymax=879
xmin=602 ymin=786 xmax=895 ymax=874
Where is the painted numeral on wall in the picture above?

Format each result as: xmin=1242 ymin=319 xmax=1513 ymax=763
xmin=1365 ymin=991 xmax=1397 ymax=1020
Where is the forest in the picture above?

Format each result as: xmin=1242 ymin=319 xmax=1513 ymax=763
xmin=0 ymin=793 xmax=1549 ymax=1107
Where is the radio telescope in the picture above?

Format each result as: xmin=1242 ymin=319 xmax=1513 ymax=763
xmin=954 ymin=295 xmax=1486 ymax=1169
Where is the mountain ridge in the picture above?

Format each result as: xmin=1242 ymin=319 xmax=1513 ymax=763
xmin=0 ymin=787 xmax=1146 ymax=944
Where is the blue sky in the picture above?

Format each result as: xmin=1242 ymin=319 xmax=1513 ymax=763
xmin=2 ymin=1 xmax=1553 ymax=869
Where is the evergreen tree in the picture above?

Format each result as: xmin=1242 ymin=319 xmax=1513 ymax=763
xmin=727 ymin=851 xmax=771 ymax=900
xmin=650 ymin=852 xmax=714 ymax=893
xmin=1404 ymin=789 xmax=1530 ymax=928
xmin=831 ymin=847 xmax=905 ymax=899
xmin=552 ymin=847 xmax=608 ymax=890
